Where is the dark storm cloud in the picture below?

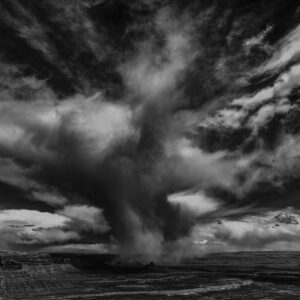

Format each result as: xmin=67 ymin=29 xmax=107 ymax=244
xmin=1 ymin=0 xmax=300 ymax=257
xmin=0 ymin=4 xmax=225 ymax=258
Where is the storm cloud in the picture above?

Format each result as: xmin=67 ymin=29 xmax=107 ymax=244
xmin=1 ymin=0 xmax=300 ymax=259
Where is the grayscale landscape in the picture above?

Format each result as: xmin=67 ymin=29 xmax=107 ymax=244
xmin=0 ymin=251 xmax=300 ymax=299
xmin=1 ymin=0 xmax=300 ymax=298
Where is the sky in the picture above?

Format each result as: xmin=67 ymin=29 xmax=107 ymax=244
xmin=1 ymin=0 xmax=300 ymax=260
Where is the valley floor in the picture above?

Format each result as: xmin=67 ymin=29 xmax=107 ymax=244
xmin=0 ymin=252 xmax=300 ymax=299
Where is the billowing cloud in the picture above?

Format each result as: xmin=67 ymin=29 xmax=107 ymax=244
xmin=0 ymin=206 xmax=111 ymax=250
xmin=191 ymin=209 xmax=300 ymax=251
xmin=0 ymin=209 xmax=79 ymax=249
xmin=0 ymin=5 xmax=200 ymax=259
xmin=1 ymin=0 xmax=300 ymax=259
xmin=167 ymin=191 xmax=220 ymax=217
xmin=57 ymin=205 xmax=110 ymax=233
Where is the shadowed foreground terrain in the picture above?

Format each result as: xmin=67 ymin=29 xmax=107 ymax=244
xmin=0 ymin=252 xmax=300 ymax=299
